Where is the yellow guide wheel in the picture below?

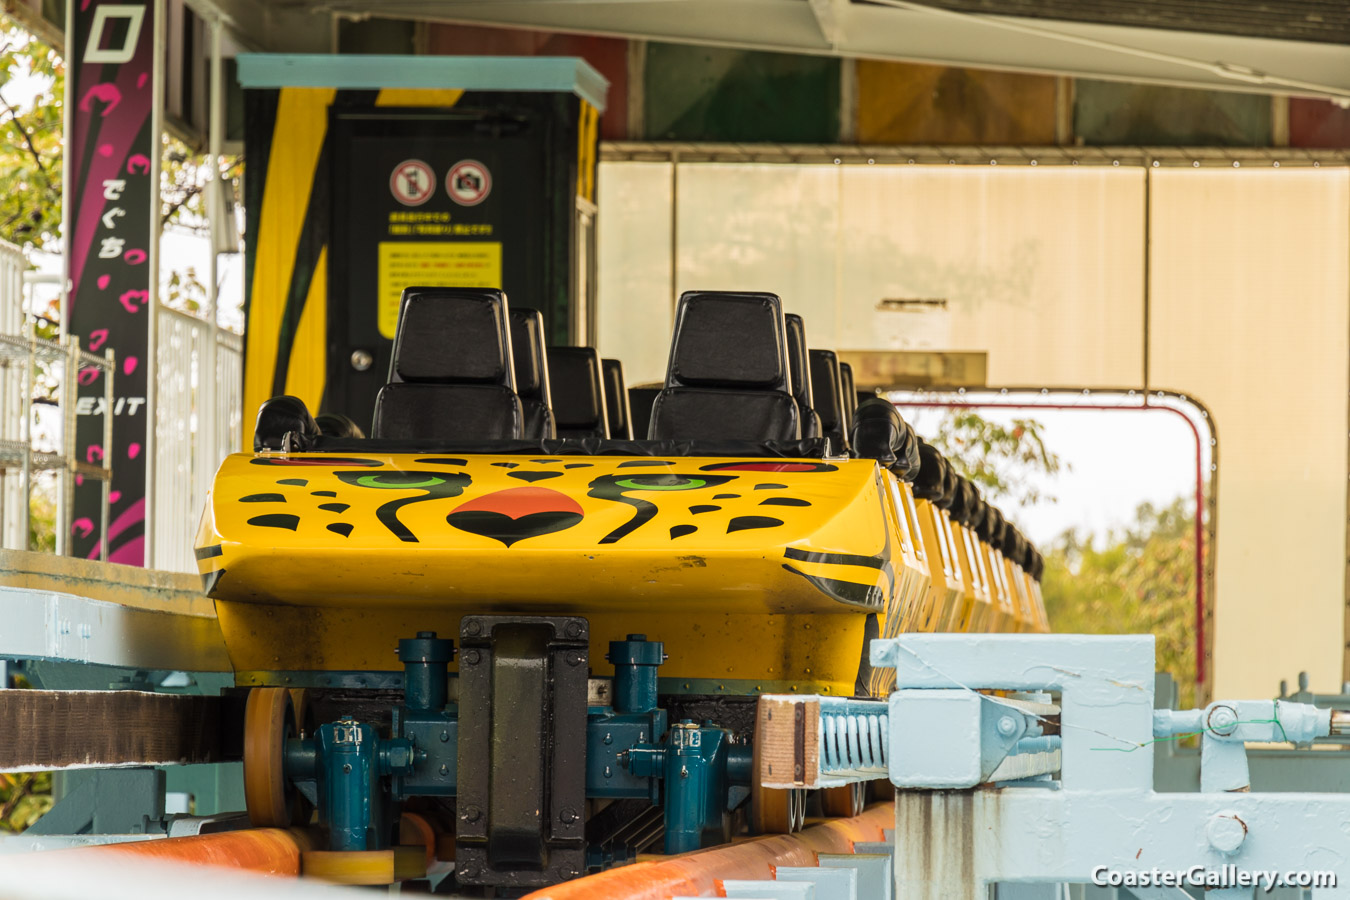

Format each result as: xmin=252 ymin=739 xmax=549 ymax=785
xmin=302 ymin=848 xmax=428 ymax=885
xmin=821 ymin=782 xmax=866 ymax=819
xmin=243 ymin=686 xmax=300 ymax=827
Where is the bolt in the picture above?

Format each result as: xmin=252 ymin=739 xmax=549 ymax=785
xmin=1207 ymin=705 xmax=1239 ymax=736
xmin=565 ymin=650 xmax=584 ymax=667
xmin=439 ymin=764 xmax=449 ymax=776
xmin=559 ymin=807 xmax=579 ymax=824
xmin=465 ymin=620 xmax=481 ymax=636
xmin=462 ymin=806 xmax=481 ymax=823
xmin=342 ymin=764 xmax=352 ymax=774
xmin=1206 ymin=812 xmax=1247 ymax=854
xmin=463 ymin=649 xmax=481 ymax=665
xmin=565 ymin=621 xmax=582 ymax=638
xmin=997 ymin=716 xmax=1019 ymax=737
xmin=458 ymin=867 xmax=478 ymax=880
xmin=440 ymin=730 xmax=450 ymax=742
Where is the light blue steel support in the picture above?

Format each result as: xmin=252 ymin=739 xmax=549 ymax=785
xmin=871 ymin=634 xmax=1350 ymax=900
xmin=776 ymin=865 xmax=859 ymax=899
xmin=717 ymin=881 xmax=816 ymax=899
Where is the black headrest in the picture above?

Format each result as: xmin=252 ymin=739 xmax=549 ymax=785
xmin=935 ymin=457 xmax=960 ymax=510
xmin=254 ymin=395 xmax=320 ymax=451
xmin=808 ymin=349 xmax=845 ymax=433
xmin=508 ymin=307 xmax=551 ymax=402
xmin=390 ymin=287 xmax=514 ymax=387
xmin=964 ymin=484 xmax=987 ymax=531
xmin=784 ymin=314 xmax=813 ymax=408
xmin=946 ymin=477 xmax=976 ymax=525
xmin=912 ymin=440 xmax=948 ymax=502
xmin=978 ymin=506 xmax=1007 ymax=547
xmin=1029 ymin=548 xmax=1045 ymax=581
xmin=628 ymin=386 xmax=660 ymax=440
xmin=665 ymin=292 xmax=790 ymax=392
xmin=1000 ymin=525 xmax=1023 ymax=565
xmin=838 ymin=362 xmax=856 ymax=430
xmin=601 ymin=358 xmax=633 ymax=439
xmin=850 ymin=398 xmax=920 ymax=481
xmin=548 ymin=346 xmax=609 ymax=436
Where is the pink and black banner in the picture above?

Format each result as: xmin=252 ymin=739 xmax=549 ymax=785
xmin=65 ymin=0 xmax=156 ymax=564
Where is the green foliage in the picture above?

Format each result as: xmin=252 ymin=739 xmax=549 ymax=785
xmin=0 ymin=771 xmax=53 ymax=832
xmin=1042 ymin=496 xmax=1199 ymax=707
xmin=928 ymin=409 xmax=1064 ymax=505
xmin=0 ymin=23 xmax=62 ymax=250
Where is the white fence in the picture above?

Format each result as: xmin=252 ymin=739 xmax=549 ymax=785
xmin=152 ymin=307 xmax=243 ymax=572
xmin=0 ymin=240 xmax=26 ymax=550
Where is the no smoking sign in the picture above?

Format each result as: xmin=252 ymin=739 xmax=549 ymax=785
xmin=390 ymin=159 xmax=435 ymax=206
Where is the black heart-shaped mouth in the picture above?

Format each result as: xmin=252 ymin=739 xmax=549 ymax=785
xmin=447 ymin=510 xmax=583 ymax=547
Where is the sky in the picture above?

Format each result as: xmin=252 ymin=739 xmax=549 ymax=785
xmin=897 ymin=399 xmax=1205 ymax=547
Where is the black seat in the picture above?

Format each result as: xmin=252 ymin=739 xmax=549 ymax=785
xmin=372 ymin=287 xmax=523 ymax=440
xmin=509 ymin=307 xmax=556 ymax=439
xmin=648 ymin=291 xmax=800 ymax=441
xmin=628 ymin=385 xmax=660 ymax=442
xmin=547 ymin=346 xmax=610 ymax=438
xmin=808 ymin=349 xmax=849 ymax=453
xmin=784 ymin=314 xmax=821 ymax=439
xmin=838 ymin=362 xmax=857 ymax=433
xmin=601 ymin=358 xmax=634 ymax=440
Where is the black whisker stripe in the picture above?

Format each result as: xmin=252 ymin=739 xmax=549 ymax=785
xmin=783 ymin=547 xmax=887 ymax=571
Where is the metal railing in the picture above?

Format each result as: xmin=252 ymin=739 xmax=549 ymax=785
xmin=0 ymin=241 xmax=115 ymax=558
xmin=152 ymin=306 xmax=242 ymax=573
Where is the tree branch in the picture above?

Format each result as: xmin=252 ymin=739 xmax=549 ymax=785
xmin=0 ymin=91 xmax=49 ymax=178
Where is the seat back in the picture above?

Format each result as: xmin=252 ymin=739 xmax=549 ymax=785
xmin=548 ymin=346 xmax=610 ymax=438
xmin=808 ymin=349 xmax=848 ymax=452
xmin=372 ymin=287 xmax=523 ymax=440
xmin=509 ymin=307 xmax=556 ymax=439
xmin=649 ymin=291 xmax=800 ymax=441
xmin=628 ymin=385 xmax=660 ymax=441
xmin=838 ymin=361 xmax=857 ymax=432
xmin=784 ymin=314 xmax=821 ymax=439
xmin=601 ymin=359 xmax=634 ymax=439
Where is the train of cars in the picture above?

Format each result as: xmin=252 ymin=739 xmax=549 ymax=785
xmin=194 ymin=287 xmax=1047 ymax=889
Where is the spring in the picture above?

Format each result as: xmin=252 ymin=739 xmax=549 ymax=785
xmin=820 ymin=711 xmax=889 ymax=773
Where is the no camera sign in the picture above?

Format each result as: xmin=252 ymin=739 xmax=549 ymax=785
xmin=446 ymin=160 xmax=492 ymax=206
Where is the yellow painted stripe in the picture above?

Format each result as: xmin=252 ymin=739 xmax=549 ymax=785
xmin=283 ymin=245 xmax=329 ymax=413
xmin=576 ymin=100 xmax=598 ymax=202
xmin=244 ymin=87 xmax=335 ymax=448
xmin=375 ymin=88 xmax=464 ymax=107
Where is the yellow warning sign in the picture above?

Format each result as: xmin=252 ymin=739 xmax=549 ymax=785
xmin=377 ymin=241 xmax=503 ymax=339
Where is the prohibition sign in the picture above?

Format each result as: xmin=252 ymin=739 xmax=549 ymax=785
xmin=446 ymin=160 xmax=492 ymax=207
xmin=391 ymin=159 xmax=435 ymax=206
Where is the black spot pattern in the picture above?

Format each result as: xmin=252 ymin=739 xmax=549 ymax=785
xmin=727 ymin=516 xmax=784 ymax=533
xmin=689 ymin=505 xmax=721 ymax=514
xmin=240 ymin=493 xmax=285 ymax=503
xmin=491 ymin=462 xmax=519 ymax=468
xmin=713 ymin=493 xmax=740 ymax=500
xmin=278 ymin=478 xmax=308 ymax=487
xmin=564 ymin=463 xmax=593 ymax=469
xmin=754 ymin=483 xmax=787 ymax=490
xmin=249 ymin=514 xmax=299 ymax=530
xmin=618 ymin=460 xmax=674 ymax=468
xmin=670 ymin=524 xmax=697 ymax=539
xmin=761 ymin=497 xmax=811 ymax=507
xmin=311 ymin=490 xmax=337 ymax=497
xmin=327 ymin=523 xmax=354 ymax=537
xmin=319 ymin=503 xmax=350 ymax=513
xmin=530 ymin=459 xmax=563 ymax=464
xmin=509 ymin=470 xmax=563 ymax=483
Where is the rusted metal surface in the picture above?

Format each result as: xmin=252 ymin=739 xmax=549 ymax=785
xmin=0 ymin=690 xmax=239 ymax=771
xmin=518 ymin=804 xmax=892 ymax=900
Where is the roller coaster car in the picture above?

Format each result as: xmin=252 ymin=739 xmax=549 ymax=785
xmin=194 ymin=287 xmax=1026 ymax=888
